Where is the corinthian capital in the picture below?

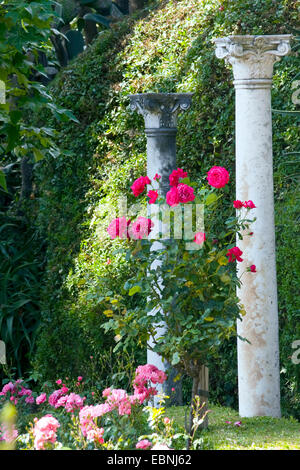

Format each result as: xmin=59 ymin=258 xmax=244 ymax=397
xmin=129 ymin=93 xmax=193 ymax=129
xmin=213 ymin=35 xmax=292 ymax=81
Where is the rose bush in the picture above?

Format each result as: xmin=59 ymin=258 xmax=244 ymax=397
xmin=103 ymin=166 xmax=256 ymax=440
xmin=1 ymin=365 xmax=196 ymax=450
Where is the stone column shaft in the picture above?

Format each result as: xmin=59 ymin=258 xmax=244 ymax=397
xmin=129 ymin=93 xmax=193 ymax=404
xmin=214 ymin=35 xmax=291 ymax=417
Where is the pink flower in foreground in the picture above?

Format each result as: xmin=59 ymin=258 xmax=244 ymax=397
xmin=233 ymin=200 xmax=243 ymax=209
xmin=131 ymin=176 xmax=151 ymax=197
xmin=225 ymin=421 xmax=232 ymax=424
xmin=169 ymin=168 xmax=188 ymax=187
xmin=25 ymin=395 xmax=35 ymax=404
xmin=234 ymin=421 xmax=242 ymax=427
xmin=33 ymin=414 xmax=60 ymax=450
xmin=166 ymin=186 xmax=180 ymax=207
xmin=36 ymin=393 xmax=47 ymax=405
xmin=148 ymin=190 xmax=158 ymax=204
xmin=136 ymin=439 xmax=152 ymax=449
xmin=249 ymin=265 xmax=257 ymax=273
xmin=207 ymin=166 xmax=229 ymax=188
xmin=56 ymin=379 xmax=62 ymax=386
xmin=1 ymin=382 xmax=15 ymax=395
xmin=129 ymin=217 xmax=154 ymax=240
xmin=86 ymin=427 xmax=104 ymax=444
xmin=153 ymin=173 xmax=161 ymax=181
xmin=107 ymin=217 xmax=131 ymax=240
xmin=177 ymin=183 xmax=195 ymax=203
xmin=243 ymin=200 xmax=256 ymax=209
xmin=78 ymin=376 xmax=83 ymax=382
xmin=194 ymin=232 xmax=206 ymax=245
xmin=226 ymin=247 xmax=243 ymax=263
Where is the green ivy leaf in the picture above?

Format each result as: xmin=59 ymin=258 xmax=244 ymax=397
xmin=128 ymin=285 xmax=141 ymax=296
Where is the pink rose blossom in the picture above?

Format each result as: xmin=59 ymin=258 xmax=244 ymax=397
xmin=177 ymin=183 xmax=195 ymax=203
xmin=36 ymin=393 xmax=47 ymax=405
xmin=129 ymin=217 xmax=154 ymax=240
xmin=169 ymin=168 xmax=188 ymax=187
xmin=249 ymin=265 xmax=257 ymax=273
xmin=56 ymin=379 xmax=62 ymax=385
xmin=153 ymin=173 xmax=161 ymax=181
xmin=48 ymin=388 xmax=68 ymax=407
xmin=25 ymin=395 xmax=35 ymax=404
xmin=166 ymin=186 xmax=180 ymax=207
xmin=207 ymin=166 xmax=229 ymax=188
xmin=148 ymin=190 xmax=158 ymax=204
xmin=243 ymin=200 xmax=256 ymax=209
xmin=1 ymin=382 xmax=15 ymax=395
xmin=136 ymin=439 xmax=152 ymax=449
xmin=131 ymin=176 xmax=151 ymax=197
xmin=86 ymin=427 xmax=104 ymax=444
xmin=194 ymin=232 xmax=206 ymax=244
xmin=107 ymin=217 xmax=131 ymax=240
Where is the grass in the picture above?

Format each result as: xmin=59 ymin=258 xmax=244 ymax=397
xmin=167 ymin=404 xmax=300 ymax=450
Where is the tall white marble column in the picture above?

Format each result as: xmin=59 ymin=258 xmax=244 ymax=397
xmin=129 ymin=93 xmax=193 ymax=403
xmin=214 ymin=35 xmax=291 ymax=417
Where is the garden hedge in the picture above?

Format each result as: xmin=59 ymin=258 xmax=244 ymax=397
xmin=28 ymin=0 xmax=299 ymax=418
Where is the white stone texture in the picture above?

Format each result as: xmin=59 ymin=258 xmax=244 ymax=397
xmin=214 ymin=35 xmax=291 ymax=417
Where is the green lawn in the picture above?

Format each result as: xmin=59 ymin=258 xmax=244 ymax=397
xmin=167 ymin=404 xmax=300 ymax=450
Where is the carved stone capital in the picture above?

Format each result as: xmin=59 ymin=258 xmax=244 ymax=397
xmin=129 ymin=93 xmax=193 ymax=129
xmin=213 ymin=35 xmax=292 ymax=83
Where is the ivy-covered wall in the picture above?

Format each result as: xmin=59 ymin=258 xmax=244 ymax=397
xmin=31 ymin=0 xmax=299 ymax=418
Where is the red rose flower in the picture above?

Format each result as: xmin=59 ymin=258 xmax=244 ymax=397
xmin=131 ymin=176 xmax=151 ymax=197
xmin=226 ymin=246 xmax=243 ymax=263
xmin=194 ymin=232 xmax=206 ymax=244
xmin=166 ymin=186 xmax=180 ymax=207
xmin=233 ymin=200 xmax=243 ymax=209
xmin=249 ymin=265 xmax=256 ymax=272
xmin=177 ymin=183 xmax=195 ymax=203
xmin=148 ymin=190 xmax=158 ymax=204
xmin=107 ymin=217 xmax=131 ymax=239
xmin=153 ymin=173 xmax=161 ymax=181
xmin=169 ymin=168 xmax=188 ymax=187
xmin=207 ymin=166 xmax=230 ymax=188
xmin=243 ymin=200 xmax=256 ymax=209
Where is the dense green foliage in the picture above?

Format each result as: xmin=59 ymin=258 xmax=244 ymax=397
xmin=2 ymin=0 xmax=298 ymax=418
xmin=0 ymin=0 xmax=80 ymax=376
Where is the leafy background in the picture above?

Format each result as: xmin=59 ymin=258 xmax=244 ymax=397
xmin=1 ymin=0 xmax=299 ymax=419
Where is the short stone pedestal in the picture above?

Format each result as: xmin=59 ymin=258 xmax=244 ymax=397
xmin=214 ymin=35 xmax=291 ymax=417
xmin=129 ymin=93 xmax=193 ymax=403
